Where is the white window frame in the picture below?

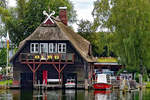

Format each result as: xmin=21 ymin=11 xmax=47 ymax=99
xmin=49 ymin=43 xmax=58 ymax=53
xmin=53 ymin=43 xmax=57 ymax=53
xmin=30 ymin=43 xmax=39 ymax=53
xmin=49 ymin=43 xmax=53 ymax=53
xmin=40 ymin=43 xmax=48 ymax=54
xmin=58 ymin=43 xmax=66 ymax=53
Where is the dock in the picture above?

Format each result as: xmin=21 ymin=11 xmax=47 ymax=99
xmin=34 ymin=84 xmax=85 ymax=90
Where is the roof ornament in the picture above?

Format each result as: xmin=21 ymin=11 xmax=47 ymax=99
xmin=43 ymin=10 xmax=55 ymax=24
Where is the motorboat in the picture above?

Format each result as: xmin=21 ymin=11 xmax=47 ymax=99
xmin=93 ymin=74 xmax=112 ymax=89
xmin=65 ymin=79 xmax=76 ymax=88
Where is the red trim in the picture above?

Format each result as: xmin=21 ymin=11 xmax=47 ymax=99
xmin=19 ymin=53 xmax=75 ymax=64
xmin=35 ymin=63 xmax=41 ymax=72
xmin=52 ymin=64 xmax=67 ymax=84
xmin=60 ymin=64 xmax=67 ymax=72
xmin=26 ymin=63 xmax=42 ymax=83
xmin=22 ymin=62 xmax=73 ymax=64
xmin=44 ymin=19 xmax=54 ymax=25
xmin=52 ymin=64 xmax=59 ymax=72
xmin=93 ymin=83 xmax=112 ymax=90
xmin=27 ymin=64 xmax=34 ymax=72
xmin=13 ymin=80 xmax=20 ymax=85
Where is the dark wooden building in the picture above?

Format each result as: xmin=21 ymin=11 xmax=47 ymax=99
xmin=10 ymin=7 xmax=94 ymax=88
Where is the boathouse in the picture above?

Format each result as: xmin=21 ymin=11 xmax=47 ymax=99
xmin=94 ymin=57 xmax=122 ymax=75
xmin=10 ymin=7 xmax=94 ymax=89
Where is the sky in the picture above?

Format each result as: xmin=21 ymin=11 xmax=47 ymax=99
xmin=7 ymin=0 xmax=95 ymax=31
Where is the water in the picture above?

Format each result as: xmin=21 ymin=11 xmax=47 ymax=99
xmin=0 ymin=89 xmax=150 ymax=100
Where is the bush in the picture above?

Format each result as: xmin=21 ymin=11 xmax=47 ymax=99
xmin=135 ymin=73 xmax=139 ymax=83
xmin=143 ymin=74 xmax=148 ymax=82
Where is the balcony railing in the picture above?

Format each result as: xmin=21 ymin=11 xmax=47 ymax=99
xmin=19 ymin=53 xmax=74 ymax=63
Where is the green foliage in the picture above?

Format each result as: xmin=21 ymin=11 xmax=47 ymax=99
xmin=0 ymin=25 xmax=6 ymax=37
xmin=135 ymin=73 xmax=140 ymax=82
xmin=97 ymin=57 xmax=117 ymax=63
xmin=143 ymin=74 xmax=148 ymax=82
xmin=116 ymin=68 xmax=125 ymax=75
xmin=146 ymin=82 xmax=150 ymax=88
xmin=0 ymin=0 xmax=6 ymax=8
xmin=92 ymin=0 xmax=111 ymax=30
xmin=0 ymin=80 xmax=13 ymax=85
xmin=93 ymin=0 xmax=150 ymax=73
xmin=0 ymin=48 xmax=7 ymax=68
xmin=77 ymin=20 xmax=103 ymax=56
xmin=77 ymin=19 xmax=94 ymax=33
xmin=0 ymin=0 xmax=76 ymax=46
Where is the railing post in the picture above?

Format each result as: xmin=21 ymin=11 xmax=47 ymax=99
xmin=65 ymin=53 xmax=68 ymax=62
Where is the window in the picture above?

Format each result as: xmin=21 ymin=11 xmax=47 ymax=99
xmin=40 ymin=43 xmax=48 ymax=53
xmin=53 ymin=43 xmax=57 ymax=53
xmin=49 ymin=43 xmax=57 ymax=53
xmin=62 ymin=44 xmax=66 ymax=53
xmin=30 ymin=43 xmax=66 ymax=53
xmin=58 ymin=43 xmax=66 ymax=53
xmin=49 ymin=43 xmax=53 ymax=53
xmin=30 ymin=43 xmax=39 ymax=53
xmin=58 ymin=44 xmax=62 ymax=53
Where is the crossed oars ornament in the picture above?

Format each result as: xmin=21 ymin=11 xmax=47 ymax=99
xmin=43 ymin=10 xmax=55 ymax=24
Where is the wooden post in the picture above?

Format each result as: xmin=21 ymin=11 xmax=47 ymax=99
xmin=33 ymin=63 xmax=35 ymax=84
xmin=85 ymin=79 xmax=88 ymax=90
xmin=139 ymin=74 xmax=143 ymax=89
xmin=33 ymin=71 xmax=35 ymax=84
xmin=84 ymin=61 xmax=89 ymax=89
xmin=58 ymin=71 xmax=61 ymax=84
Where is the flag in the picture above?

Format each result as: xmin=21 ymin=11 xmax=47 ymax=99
xmin=6 ymin=31 xmax=10 ymax=49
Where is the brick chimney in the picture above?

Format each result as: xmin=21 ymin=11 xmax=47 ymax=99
xmin=59 ymin=7 xmax=68 ymax=25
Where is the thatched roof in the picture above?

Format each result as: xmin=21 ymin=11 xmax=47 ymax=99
xmin=10 ymin=17 xmax=94 ymax=62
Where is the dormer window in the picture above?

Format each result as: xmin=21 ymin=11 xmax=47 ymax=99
xmin=49 ymin=43 xmax=57 ymax=53
xmin=49 ymin=43 xmax=66 ymax=53
xmin=58 ymin=43 xmax=66 ymax=53
xmin=30 ymin=43 xmax=66 ymax=53
xmin=40 ymin=43 xmax=48 ymax=53
xmin=30 ymin=43 xmax=39 ymax=53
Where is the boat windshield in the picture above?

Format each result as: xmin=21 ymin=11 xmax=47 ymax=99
xmin=96 ymin=74 xmax=111 ymax=84
xmin=66 ymin=79 xmax=75 ymax=83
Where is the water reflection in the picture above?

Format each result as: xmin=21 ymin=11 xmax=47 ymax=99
xmin=1 ymin=89 xmax=150 ymax=100
xmin=32 ymin=90 xmax=77 ymax=100
xmin=94 ymin=90 xmax=111 ymax=100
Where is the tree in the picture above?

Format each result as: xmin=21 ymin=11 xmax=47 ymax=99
xmin=93 ymin=0 xmax=150 ymax=73
xmin=77 ymin=19 xmax=93 ymax=34
xmin=77 ymin=20 xmax=101 ymax=56
xmin=0 ymin=0 xmax=76 ymax=45
xmin=0 ymin=25 xmax=6 ymax=37
xmin=0 ymin=48 xmax=7 ymax=68
xmin=0 ymin=0 xmax=7 ymax=8
xmin=0 ymin=0 xmax=7 ymax=37
xmin=92 ymin=0 xmax=111 ymax=31
xmin=77 ymin=19 xmax=115 ymax=56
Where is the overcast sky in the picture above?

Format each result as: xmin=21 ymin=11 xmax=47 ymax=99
xmin=8 ymin=0 xmax=95 ymax=31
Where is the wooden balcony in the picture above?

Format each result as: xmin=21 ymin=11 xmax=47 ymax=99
xmin=19 ymin=53 xmax=74 ymax=64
